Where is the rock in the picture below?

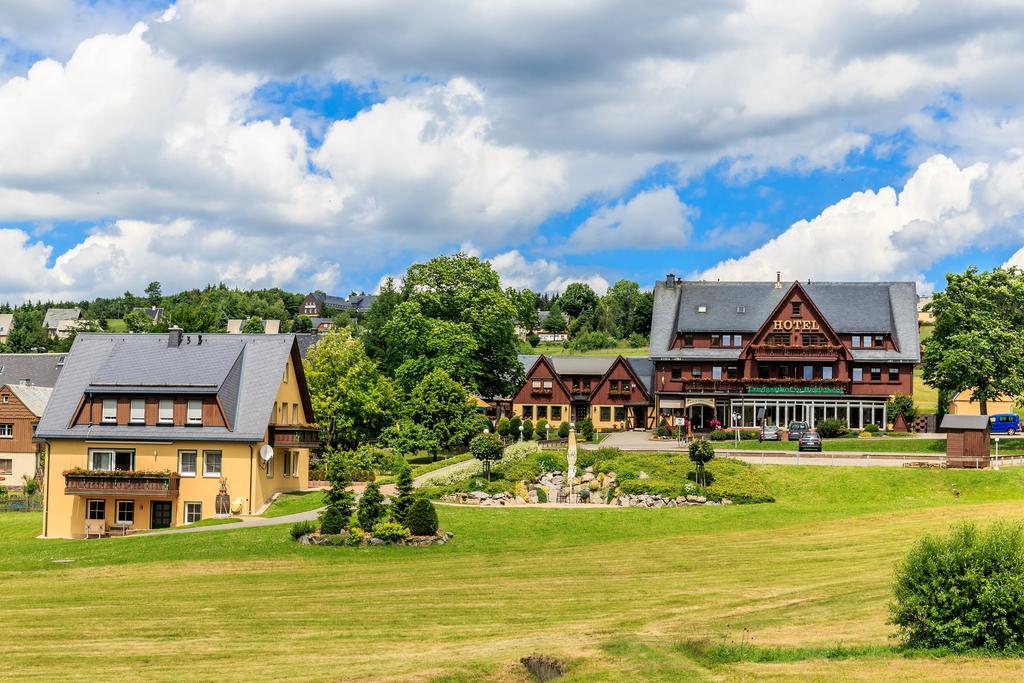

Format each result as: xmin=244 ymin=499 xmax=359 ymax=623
xmin=675 ymin=496 xmax=686 ymax=505
xmin=696 ymin=496 xmax=707 ymax=503
xmin=585 ymin=466 xmax=594 ymax=473
xmin=528 ymin=491 xmax=539 ymax=504
xmin=721 ymin=498 xmax=733 ymax=505
xmin=704 ymin=501 xmax=716 ymax=506
xmin=469 ymin=491 xmax=489 ymax=500
xmin=605 ymin=472 xmax=617 ymax=481
xmin=514 ymin=496 xmax=527 ymax=505
xmin=619 ymin=496 xmax=631 ymax=507
xmin=638 ymin=471 xmax=649 ymax=480
xmin=581 ymin=472 xmax=596 ymax=483
xmin=685 ymin=495 xmax=699 ymax=502
xmin=369 ymin=538 xmax=385 ymax=545
xmin=298 ymin=534 xmax=311 ymax=545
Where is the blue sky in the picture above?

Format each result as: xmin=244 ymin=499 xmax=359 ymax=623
xmin=0 ymin=1 xmax=1022 ymax=301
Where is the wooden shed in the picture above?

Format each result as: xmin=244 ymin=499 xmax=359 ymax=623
xmin=940 ymin=414 xmax=991 ymax=468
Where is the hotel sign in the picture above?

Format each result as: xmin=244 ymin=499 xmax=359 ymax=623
xmin=773 ymin=319 xmax=820 ymax=331
xmin=747 ymin=386 xmax=845 ymax=395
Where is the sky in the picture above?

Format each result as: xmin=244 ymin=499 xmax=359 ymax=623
xmin=0 ymin=1 xmax=1022 ymax=303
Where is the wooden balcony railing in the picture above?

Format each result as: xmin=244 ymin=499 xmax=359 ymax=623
xmin=268 ymin=424 xmax=321 ymax=449
xmin=64 ymin=470 xmax=180 ymax=497
xmin=751 ymin=345 xmax=842 ymax=358
xmin=667 ymin=378 xmax=851 ymax=395
xmin=530 ymin=387 xmax=553 ymax=396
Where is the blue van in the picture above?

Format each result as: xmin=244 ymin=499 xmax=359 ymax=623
xmin=989 ymin=413 xmax=1021 ymax=435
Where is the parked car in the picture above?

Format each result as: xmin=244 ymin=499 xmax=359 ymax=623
xmin=989 ymin=413 xmax=1021 ymax=436
xmin=798 ymin=431 xmax=822 ymax=452
xmin=759 ymin=425 xmax=781 ymax=441
xmin=786 ymin=421 xmax=809 ymax=440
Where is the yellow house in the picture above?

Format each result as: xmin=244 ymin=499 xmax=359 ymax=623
xmin=38 ymin=329 xmax=318 ymax=539
xmin=947 ymin=389 xmax=1018 ymax=416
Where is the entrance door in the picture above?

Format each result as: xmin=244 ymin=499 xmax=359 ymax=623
xmin=632 ymin=406 xmax=647 ymax=430
xmin=573 ymin=404 xmax=588 ymax=423
xmin=151 ymin=501 xmax=172 ymax=529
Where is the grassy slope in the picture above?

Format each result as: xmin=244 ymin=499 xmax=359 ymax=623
xmin=520 ymin=341 xmax=646 ymax=357
xmin=261 ymin=490 xmax=325 ymax=517
xmin=5 ymin=466 xmax=1024 ymax=679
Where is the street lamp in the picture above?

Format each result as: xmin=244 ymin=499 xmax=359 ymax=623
xmin=519 ymin=424 xmax=524 ymax=442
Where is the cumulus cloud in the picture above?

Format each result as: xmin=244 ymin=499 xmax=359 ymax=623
xmin=488 ymin=249 xmax=609 ymax=294
xmin=566 ymin=188 xmax=692 ymax=253
xmin=700 ymin=154 xmax=1024 ymax=285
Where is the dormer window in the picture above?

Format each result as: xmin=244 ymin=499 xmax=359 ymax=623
xmin=57 ymin=355 xmax=66 ymax=366
xmin=186 ymin=400 xmax=203 ymax=425
xmin=697 ymin=305 xmax=707 ymax=314
xmin=736 ymin=306 xmax=746 ymax=314
xmin=101 ymin=399 xmax=117 ymax=424
xmin=129 ymin=399 xmax=145 ymax=424
xmin=791 ymin=302 xmax=802 ymax=317
xmin=158 ymin=400 xmax=173 ymax=424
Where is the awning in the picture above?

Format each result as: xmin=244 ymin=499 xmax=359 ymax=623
xmin=659 ymin=399 xmax=685 ymax=409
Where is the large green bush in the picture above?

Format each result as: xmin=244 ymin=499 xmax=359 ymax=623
xmin=815 ymin=418 xmax=848 ymax=438
xmin=558 ymin=421 xmax=570 ymax=438
xmin=535 ymin=418 xmax=549 ymax=438
xmin=890 ymin=522 xmax=1024 ymax=652
xmin=578 ymin=417 xmax=595 ymax=441
xmin=356 ymin=482 xmax=387 ymax=530
xmin=708 ymin=430 xmax=732 ymax=441
xmin=404 ymin=498 xmax=439 ymax=536
xmin=319 ymin=506 xmax=348 ymax=535
xmin=290 ymin=520 xmax=316 ymax=540
xmin=522 ymin=419 xmax=534 ymax=440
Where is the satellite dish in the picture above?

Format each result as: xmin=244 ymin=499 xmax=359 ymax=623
xmin=259 ymin=444 xmax=274 ymax=462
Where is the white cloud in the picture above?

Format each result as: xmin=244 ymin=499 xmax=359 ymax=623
xmin=699 ymin=153 xmax=1024 ymax=285
xmin=487 ymin=249 xmax=609 ymax=295
xmin=566 ymin=188 xmax=692 ymax=253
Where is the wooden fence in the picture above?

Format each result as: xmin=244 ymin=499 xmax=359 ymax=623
xmin=0 ymin=493 xmax=43 ymax=512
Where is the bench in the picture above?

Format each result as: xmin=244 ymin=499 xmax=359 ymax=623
xmin=107 ymin=525 xmax=137 ymax=537
xmin=84 ymin=520 xmax=106 ymax=539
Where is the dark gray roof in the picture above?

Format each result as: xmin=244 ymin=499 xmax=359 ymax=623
xmin=43 ymin=308 xmax=80 ymax=328
xmin=132 ymin=306 xmax=163 ymax=321
xmin=625 ymin=357 xmax=654 ymax=394
xmin=517 ymin=354 xmax=653 ymax=394
xmin=650 ymin=279 xmax=920 ymax=362
xmin=940 ymin=415 xmax=990 ymax=431
xmin=321 ymin=294 xmax=377 ymax=313
xmin=295 ymin=333 xmax=321 ymax=358
xmin=37 ymin=333 xmax=300 ymax=442
xmin=0 ymin=353 xmax=65 ymax=387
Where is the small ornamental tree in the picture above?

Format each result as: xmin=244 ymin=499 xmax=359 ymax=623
xmin=404 ymin=498 xmax=439 ymax=536
xmin=320 ymin=450 xmax=355 ymax=532
xmin=558 ymin=421 xmax=570 ymax=438
xmin=890 ymin=522 xmax=1024 ymax=651
xmin=535 ymin=418 xmax=548 ymax=439
xmin=522 ymin=419 xmax=534 ymax=441
xmin=393 ymin=463 xmax=415 ymax=521
xmin=356 ymin=481 xmax=386 ymax=530
xmin=578 ymin=417 xmax=595 ymax=441
xmin=688 ymin=439 xmax=715 ymax=487
xmin=471 ymin=433 xmax=504 ymax=481
xmin=887 ymin=393 xmax=917 ymax=427
xmin=241 ymin=316 xmax=265 ymax=334
xmin=496 ymin=416 xmax=511 ymax=439
xmin=509 ymin=415 xmax=522 ymax=438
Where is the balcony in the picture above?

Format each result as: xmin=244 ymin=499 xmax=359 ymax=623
xmin=530 ymin=387 xmax=553 ymax=396
xmin=268 ymin=424 xmax=321 ymax=449
xmin=64 ymin=469 xmax=180 ymax=497
xmin=608 ymin=388 xmax=633 ymax=397
xmin=667 ymin=378 xmax=851 ymax=395
xmin=751 ymin=345 xmax=842 ymax=360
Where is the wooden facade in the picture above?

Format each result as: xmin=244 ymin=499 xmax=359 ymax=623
xmin=941 ymin=414 xmax=991 ymax=468
xmin=72 ymin=395 xmax=228 ymax=429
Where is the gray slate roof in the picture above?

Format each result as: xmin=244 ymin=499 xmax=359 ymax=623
xmin=940 ymin=414 xmax=990 ymax=431
xmin=517 ymin=354 xmax=654 ymax=394
xmin=650 ymin=279 xmax=920 ymax=362
xmin=43 ymin=308 xmax=81 ymax=329
xmin=37 ymin=333 xmax=301 ymax=442
xmin=0 ymin=353 xmax=65 ymax=387
xmin=7 ymin=384 xmax=53 ymax=416
xmin=319 ymin=293 xmax=377 ymax=313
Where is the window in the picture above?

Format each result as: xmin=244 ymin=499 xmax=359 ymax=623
xmin=158 ymin=399 xmax=173 ymax=424
xmin=853 ymin=367 xmax=863 ymax=382
xmin=791 ymin=302 xmax=802 ymax=317
xmin=851 ymin=335 xmax=861 ymax=348
xmin=531 ymin=379 xmax=541 ymax=389
xmin=613 ymin=407 xmax=626 ymax=422
xmin=184 ymin=502 xmax=202 ymax=524
xmin=537 ymin=405 xmax=548 ymax=420
xmin=88 ymin=449 xmax=134 ymax=471
xmin=87 ymin=499 xmax=105 ymax=520
xmin=777 ymin=365 xmax=788 ymax=379
xmin=187 ymin=400 xmax=202 ymax=425
xmin=888 ymin=367 xmax=900 ymax=382
xmin=115 ymin=500 xmax=134 ymax=525
xmin=1 ymin=395 xmax=7 ymax=404
xmin=621 ymin=380 xmax=631 ymax=392
xmin=551 ymin=406 xmax=562 ymax=421
xmin=733 ymin=335 xmax=742 ymax=347
xmin=130 ymin=399 xmax=145 ymax=424
xmin=697 ymin=304 xmax=707 ymax=313
xmin=862 ymin=336 xmax=873 ymax=348
xmin=57 ymin=355 xmax=67 ymax=366
xmin=582 ymin=379 xmax=591 ymax=391
xmin=283 ymin=451 xmax=293 ymax=478
xmin=736 ymin=306 xmax=746 ymax=314
xmin=758 ymin=366 xmax=770 ymax=379
xmin=543 ymin=379 xmax=553 ymax=390
xmin=599 ymin=407 xmax=611 ymax=422
xmin=726 ymin=366 xmax=738 ymax=380
xmin=682 ymin=334 xmax=694 ymax=347
xmin=711 ymin=334 xmax=721 ymax=347
xmin=292 ymin=404 xmax=299 ymax=424
xmin=521 ymin=405 xmax=533 ymax=420
xmin=102 ymin=398 xmax=117 ymax=424
xmin=0 ymin=423 xmax=11 ymax=438
xmin=670 ymin=367 xmax=681 ymax=380
xmin=691 ymin=366 xmax=702 ymax=378
xmin=803 ymin=365 xmax=813 ymax=380
xmin=870 ymin=367 xmax=882 ymax=382
xmin=178 ymin=450 xmax=197 ymax=477
xmin=769 ymin=332 xmax=789 ymax=346
xmin=266 ymin=452 xmax=274 ymax=478
xmin=0 ymin=458 xmax=10 ymax=475
xmin=822 ymin=366 xmax=833 ymax=380
xmin=203 ymin=450 xmax=222 ymax=477
xmin=874 ymin=335 xmax=885 ymax=348
xmin=283 ymin=362 xmax=289 ymax=383
xmin=712 ymin=366 xmax=722 ymax=380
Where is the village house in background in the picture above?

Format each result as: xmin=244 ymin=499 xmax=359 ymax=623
xmin=0 ymin=353 xmax=65 ymax=489
xmin=226 ymin=318 xmax=281 ymax=334
xmin=0 ymin=313 xmax=13 ymax=344
xmin=43 ymin=308 xmax=83 ymax=339
xmin=946 ymin=389 xmax=1017 ymax=416
xmin=917 ymin=294 xmax=934 ymax=325
xmin=37 ymin=330 xmax=318 ymax=538
xmin=300 ymin=292 xmax=376 ymax=317
xmin=131 ymin=306 xmax=164 ymax=324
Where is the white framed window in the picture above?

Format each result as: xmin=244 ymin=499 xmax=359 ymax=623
xmin=130 ymin=399 xmax=145 ymax=424
xmin=184 ymin=501 xmax=202 ymax=524
xmin=89 ymin=449 xmax=134 ymax=471
xmin=803 ymin=365 xmax=813 ymax=380
xmin=851 ymin=335 xmax=861 ymax=348
xmin=712 ymin=366 xmax=722 ymax=380
xmin=0 ymin=423 xmax=12 ymax=438
xmin=1 ymin=394 xmax=7 ymax=404
xmin=101 ymin=398 xmax=117 ymax=423
xmin=87 ymin=499 xmax=105 ymax=520
xmin=0 ymin=458 xmax=11 ymax=475
xmin=115 ymin=500 xmax=135 ymax=525
xmin=158 ymin=399 xmax=174 ymax=424
xmin=822 ymin=366 xmax=833 ymax=380
xmin=186 ymin=400 xmax=202 ymax=425
xmin=853 ymin=367 xmax=863 ymax=382
xmin=203 ymin=450 xmax=222 ymax=477
xmin=266 ymin=452 xmax=274 ymax=478
xmin=178 ymin=450 xmax=197 ymax=477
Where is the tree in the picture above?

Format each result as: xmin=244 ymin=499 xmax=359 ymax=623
xmin=241 ymin=316 xmax=265 ymax=334
xmin=689 ymin=440 xmax=715 ymax=487
xmin=496 ymin=416 xmax=510 ymax=439
xmin=379 ymin=419 xmax=440 ymax=460
xmin=304 ymin=329 xmax=399 ymax=449
xmin=509 ymin=415 xmax=522 ymax=439
xmin=5 ymin=307 xmax=49 ymax=352
xmin=603 ymin=280 xmax=649 ymax=338
xmin=320 ymin=450 xmax=356 ymax=532
xmin=361 ymin=277 xmax=403 ymax=360
xmin=167 ymin=302 xmax=220 ymax=333
xmin=923 ymin=268 xmax=1024 ymax=415
xmin=407 ymin=368 xmax=477 ymax=454
xmin=559 ymin=282 xmax=599 ymax=319
xmin=292 ymin=316 xmax=313 ymax=333
xmin=507 ymin=287 xmax=539 ymax=331
xmin=392 ymin=463 xmax=415 ymax=521
xmin=404 ymin=498 xmax=439 ymax=536
xmin=470 ymin=433 xmax=504 ymax=481
xmin=522 ymin=419 xmax=534 ymax=440
xmin=356 ymin=482 xmax=387 ymax=530
xmin=124 ymin=308 xmax=154 ymax=332
xmin=145 ymin=281 xmax=162 ymax=307
xmin=542 ymin=307 xmax=567 ymax=333
xmin=887 ymin=393 xmax=917 ymax=427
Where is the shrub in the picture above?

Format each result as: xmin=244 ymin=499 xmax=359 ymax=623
xmin=537 ymin=451 xmax=561 ymax=472
xmin=655 ymin=426 xmax=671 ymax=438
xmin=290 ymin=520 xmax=317 ymax=540
xmin=567 ymin=330 xmax=617 ymax=352
xmin=627 ymin=332 xmax=647 ymax=348
xmin=392 ymin=464 xmax=415 ymax=521
xmin=503 ymin=440 xmax=540 ymax=463
xmin=865 ymin=423 xmax=881 ymax=434
xmin=536 ymin=487 xmax=548 ymax=503
xmin=522 ymin=419 xmax=535 ymax=440
xmin=372 ymin=521 xmax=411 ymax=544
xmin=739 ymin=429 xmax=759 ymax=441
xmin=887 ymin=392 xmax=917 ymax=426
xmin=404 ymin=498 xmax=439 ymax=536
xmin=509 ymin=415 xmax=522 ymax=437
xmin=526 ymin=333 xmax=540 ymax=348
xmin=319 ymin=506 xmax=348 ymax=535
xmin=578 ymin=417 xmax=595 ymax=441
xmin=708 ymin=430 xmax=732 ymax=441
xmin=357 ymin=482 xmax=387 ymax=530
xmin=689 ymin=440 xmax=716 ymax=487
xmin=890 ymin=522 xmax=1024 ymax=651
xmin=346 ymin=526 xmax=365 ymax=547
xmin=309 ymin=466 xmax=327 ymax=481
xmin=21 ymin=476 xmax=40 ymax=496
xmin=470 ymin=433 xmax=504 ymax=480
xmin=496 ymin=416 xmax=511 ymax=438
xmin=619 ymin=479 xmax=680 ymax=498
xmin=558 ymin=421 xmax=570 ymax=438
xmin=816 ymin=418 xmax=848 ymax=439
xmin=535 ymin=418 xmax=549 ymax=438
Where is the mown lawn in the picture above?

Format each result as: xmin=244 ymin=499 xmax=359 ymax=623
xmin=261 ymin=490 xmax=325 ymax=517
xmin=520 ymin=341 xmax=647 ymax=357
xmin=716 ymin=437 xmax=1024 ymax=454
xmin=5 ymin=466 xmax=1024 ymax=680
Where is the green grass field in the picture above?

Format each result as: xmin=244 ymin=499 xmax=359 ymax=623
xmin=716 ymin=436 xmax=1024 ymax=454
xmin=104 ymin=318 xmax=128 ymax=332
xmin=261 ymin=490 xmax=325 ymax=517
xmin=6 ymin=465 xmax=1024 ymax=680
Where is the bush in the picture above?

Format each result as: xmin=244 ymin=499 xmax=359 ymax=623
xmin=526 ymin=333 xmax=540 ymax=348
xmin=689 ymin=439 xmax=715 ymax=487
xmin=357 ymin=482 xmax=387 ymax=530
xmin=865 ymin=423 xmax=881 ymax=434
xmin=496 ymin=416 xmax=511 ymax=438
xmin=535 ymin=418 xmax=549 ymax=438
xmin=558 ymin=421 xmax=570 ymax=438
xmin=708 ymin=430 xmax=732 ymax=441
xmin=372 ymin=521 xmax=411 ymax=544
xmin=290 ymin=520 xmax=317 ymax=540
xmin=578 ymin=417 xmax=595 ymax=441
xmin=619 ymin=479 xmax=680 ymax=498
xmin=21 ymin=476 xmax=40 ymax=496
xmin=887 ymin=392 xmax=917 ymax=426
xmin=503 ymin=440 xmax=540 ymax=462
xmin=816 ymin=418 xmax=848 ymax=439
xmin=890 ymin=522 xmax=1024 ymax=651
xmin=627 ymin=332 xmax=647 ymax=348
xmin=739 ymin=429 xmax=759 ymax=441
xmin=522 ymin=419 xmax=534 ymax=440
xmin=404 ymin=498 xmax=439 ymax=536
xmin=655 ymin=426 xmax=671 ymax=438
xmin=319 ymin=506 xmax=348 ymax=535
xmin=566 ymin=330 xmax=617 ymax=352
xmin=536 ymin=487 xmax=548 ymax=503
xmin=346 ymin=526 xmax=365 ymax=547
xmin=537 ymin=451 xmax=562 ymax=472
xmin=509 ymin=415 xmax=522 ymax=437
xmin=392 ymin=464 xmax=415 ymax=521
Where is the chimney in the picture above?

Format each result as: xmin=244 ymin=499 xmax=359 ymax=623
xmin=774 ymin=272 xmax=782 ymax=289
xmin=168 ymin=326 xmax=183 ymax=348
xmin=665 ymin=273 xmax=675 ymax=284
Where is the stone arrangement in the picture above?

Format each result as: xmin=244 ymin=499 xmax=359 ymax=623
xmin=297 ymin=530 xmax=454 ymax=546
